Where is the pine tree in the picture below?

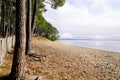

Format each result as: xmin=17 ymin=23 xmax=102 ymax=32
xmin=8 ymin=0 xmax=26 ymax=79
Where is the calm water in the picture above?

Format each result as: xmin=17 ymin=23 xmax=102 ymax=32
xmin=57 ymin=40 xmax=120 ymax=52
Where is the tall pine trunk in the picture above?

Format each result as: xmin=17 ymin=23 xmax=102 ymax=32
xmin=31 ymin=0 xmax=37 ymax=31
xmin=26 ymin=0 xmax=31 ymax=55
xmin=9 ymin=0 xmax=26 ymax=80
xmin=0 ymin=0 xmax=2 ymax=37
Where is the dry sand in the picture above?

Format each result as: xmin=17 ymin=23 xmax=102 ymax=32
xmin=1 ymin=37 xmax=120 ymax=80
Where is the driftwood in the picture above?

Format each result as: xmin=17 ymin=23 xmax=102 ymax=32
xmin=28 ymin=53 xmax=46 ymax=62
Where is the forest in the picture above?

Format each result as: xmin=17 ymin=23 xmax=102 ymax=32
xmin=0 ymin=0 xmax=65 ymax=80
xmin=0 ymin=0 xmax=61 ymax=41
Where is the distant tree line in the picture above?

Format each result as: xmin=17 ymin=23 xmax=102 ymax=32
xmin=34 ymin=11 xmax=59 ymax=41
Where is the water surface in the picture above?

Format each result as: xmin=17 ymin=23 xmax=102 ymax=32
xmin=57 ymin=40 xmax=120 ymax=52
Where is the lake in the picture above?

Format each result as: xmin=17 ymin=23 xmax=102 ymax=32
xmin=57 ymin=40 xmax=120 ymax=52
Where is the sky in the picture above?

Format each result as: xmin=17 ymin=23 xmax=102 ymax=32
xmin=43 ymin=0 xmax=120 ymax=39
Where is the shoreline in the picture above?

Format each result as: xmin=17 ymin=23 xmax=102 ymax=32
xmin=30 ymin=37 xmax=120 ymax=80
xmin=56 ymin=42 xmax=120 ymax=53
xmin=57 ymin=39 xmax=120 ymax=53
xmin=1 ymin=37 xmax=120 ymax=80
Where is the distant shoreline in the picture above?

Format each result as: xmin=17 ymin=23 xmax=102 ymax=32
xmin=59 ymin=39 xmax=120 ymax=41
xmin=57 ymin=39 xmax=120 ymax=53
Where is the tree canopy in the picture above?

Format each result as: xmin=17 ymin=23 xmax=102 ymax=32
xmin=0 ymin=0 xmax=64 ymax=40
xmin=35 ymin=10 xmax=59 ymax=41
xmin=49 ymin=0 xmax=65 ymax=9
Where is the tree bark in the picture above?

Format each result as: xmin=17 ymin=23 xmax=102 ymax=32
xmin=0 ymin=0 xmax=2 ymax=37
xmin=31 ymin=0 xmax=37 ymax=31
xmin=26 ymin=0 xmax=32 ymax=55
xmin=8 ymin=0 xmax=26 ymax=80
xmin=0 ymin=0 xmax=5 ymax=37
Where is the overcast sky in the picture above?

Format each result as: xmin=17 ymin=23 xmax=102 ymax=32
xmin=43 ymin=0 xmax=120 ymax=39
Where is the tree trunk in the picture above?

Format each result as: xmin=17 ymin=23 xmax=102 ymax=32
xmin=0 ymin=0 xmax=5 ymax=37
xmin=31 ymin=0 xmax=37 ymax=31
xmin=26 ymin=0 xmax=31 ymax=55
xmin=0 ymin=0 xmax=2 ymax=37
xmin=8 ymin=0 xmax=26 ymax=80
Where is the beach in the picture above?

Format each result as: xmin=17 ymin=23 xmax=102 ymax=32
xmin=1 ymin=37 xmax=120 ymax=80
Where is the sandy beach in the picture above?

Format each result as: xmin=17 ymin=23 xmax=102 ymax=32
xmin=1 ymin=37 xmax=120 ymax=80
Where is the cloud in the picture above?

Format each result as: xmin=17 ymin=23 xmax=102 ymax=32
xmin=43 ymin=0 xmax=120 ymax=39
xmin=60 ymin=33 xmax=73 ymax=39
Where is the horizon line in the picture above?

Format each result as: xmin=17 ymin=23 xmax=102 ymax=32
xmin=59 ymin=38 xmax=120 ymax=41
